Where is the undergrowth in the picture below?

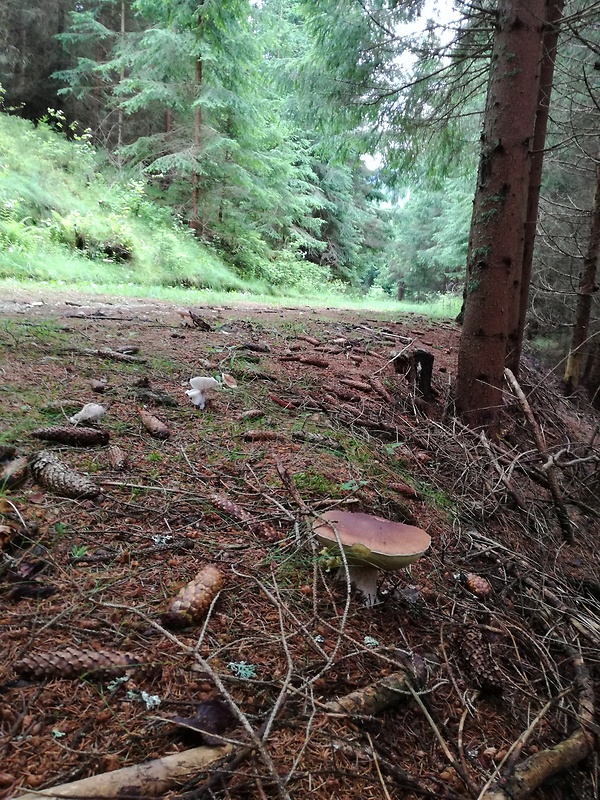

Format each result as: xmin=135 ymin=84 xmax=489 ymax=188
xmin=0 ymin=113 xmax=257 ymax=292
xmin=0 ymin=111 xmax=462 ymax=317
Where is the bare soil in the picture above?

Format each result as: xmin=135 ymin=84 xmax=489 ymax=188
xmin=0 ymin=290 xmax=598 ymax=800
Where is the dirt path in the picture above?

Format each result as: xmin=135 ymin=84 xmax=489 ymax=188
xmin=0 ymin=283 xmax=394 ymax=325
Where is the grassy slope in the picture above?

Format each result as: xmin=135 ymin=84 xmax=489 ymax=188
xmin=0 ymin=113 xmax=259 ymax=292
xmin=0 ymin=112 xmax=461 ymax=317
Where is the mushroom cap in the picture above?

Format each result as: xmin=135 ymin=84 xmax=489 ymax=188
xmin=313 ymin=511 xmax=430 ymax=570
xmin=189 ymin=376 xmax=219 ymax=391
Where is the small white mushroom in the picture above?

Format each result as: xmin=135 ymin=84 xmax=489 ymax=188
xmin=313 ymin=511 xmax=431 ymax=607
xmin=69 ymin=403 xmax=106 ymax=425
xmin=186 ymin=376 xmax=219 ymax=409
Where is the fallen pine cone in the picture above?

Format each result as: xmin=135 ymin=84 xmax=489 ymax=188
xmin=297 ymin=335 xmax=320 ymax=346
xmin=462 ymin=572 xmax=492 ymax=599
xmin=388 ymin=481 xmax=421 ymax=500
xmin=459 ymin=628 xmax=503 ymax=693
xmin=32 ymin=425 xmax=109 ymax=447
xmin=339 ymin=378 xmax=372 ymax=391
xmin=237 ymin=409 xmax=264 ymax=421
xmin=29 ymin=451 xmax=100 ymax=499
xmin=139 ymin=408 xmax=170 ymax=439
xmin=188 ymin=309 xmax=213 ymax=330
xmin=242 ymin=429 xmax=283 ymax=442
xmin=0 ymin=456 xmax=29 ymax=489
xmin=0 ymin=445 xmax=16 ymax=462
xmin=107 ymin=445 xmax=127 ymax=470
xmin=14 ymin=646 xmax=141 ymax=680
xmin=161 ymin=565 xmax=223 ymax=628
xmin=368 ymin=377 xmax=393 ymax=403
xmin=210 ymin=494 xmax=281 ymax=542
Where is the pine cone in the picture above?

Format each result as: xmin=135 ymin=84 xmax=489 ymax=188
xmin=30 ymin=451 xmax=100 ymax=499
xmin=32 ymin=426 xmax=109 ymax=447
xmin=0 ymin=456 xmax=29 ymax=489
xmin=463 ymin=573 xmax=492 ymax=599
xmin=107 ymin=445 xmax=127 ymax=470
xmin=210 ymin=494 xmax=280 ymax=542
xmin=0 ymin=445 xmax=16 ymax=462
xmin=162 ymin=565 xmax=223 ymax=628
xmin=459 ymin=628 xmax=503 ymax=693
xmin=14 ymin=646 xmax=141 ymax=680
xmin=139 ymin=408 xmax=170 ymax=439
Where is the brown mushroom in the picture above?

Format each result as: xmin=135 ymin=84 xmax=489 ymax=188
xmin=313 ymin=510 xmax=431 ymax=607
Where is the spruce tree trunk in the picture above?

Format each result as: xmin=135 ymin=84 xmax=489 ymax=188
xmin=563 ymin=155 xmax=600 ymax=394
xmin=456 ymin=0 xmax=545 ymax=434
xmin=506 ymin=0 xmax=564 ymax=375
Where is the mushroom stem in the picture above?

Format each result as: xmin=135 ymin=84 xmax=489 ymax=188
xmin=340 ymin=565 xmax=380 ymax=607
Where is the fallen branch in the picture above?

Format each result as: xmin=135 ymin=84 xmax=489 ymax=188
xmin=62 ymin=346 xmax=147 ymax=364
xmin=480 ymin=650 xmax=595 ymax=799
xmin=467 ymin=529 xmax=600 ymax=648
xmin=13 ymin=744 xmax=232 ymax=800
xmin=326 ymin=669 xmax=414 ymax=715
xmin=504 ymin=369 xmax=574 ymax=543
xmin=479 ymin=431 xmax=527 ymax=510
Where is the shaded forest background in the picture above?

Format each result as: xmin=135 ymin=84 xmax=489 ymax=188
xmin=0 ymin=0 xmax=599 ymax=400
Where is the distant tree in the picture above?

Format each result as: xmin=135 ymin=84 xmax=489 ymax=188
xmin=0 ymin=0 xmax=75 ymax=120
xmin=563 ymin=154 xmax=600 ymax=393
xmin=523 ymin=2 xmax=600 ymax=398
xmin=370 ymin=173 xmax=472 ymax=300
xmin=53 ymin=0 xmax=139 ymax=148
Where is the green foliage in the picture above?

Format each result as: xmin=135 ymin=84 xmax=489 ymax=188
xmin=373 ymin=174 xmax=474 ymax=300
xmin=5 ymin=0 xmax=488 ymax=302
xmin=50 ymin=0 xmax=400 ymax=293
xmin=0 ymin=112 xmax=251 ymax=290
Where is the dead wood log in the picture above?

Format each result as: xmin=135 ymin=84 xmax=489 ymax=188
xmin=13 ymin=744 xmax=232 ymax=800
xmin=504 ymin=368 xmax=574 ymax=543
xmin=326 ymin=669 xmax=414 ymax=715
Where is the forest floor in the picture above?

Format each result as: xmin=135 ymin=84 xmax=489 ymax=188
xmin=0 ymin=290 xmax=599 ymax=800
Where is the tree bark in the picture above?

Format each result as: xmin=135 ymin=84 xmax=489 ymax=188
xmin=506 ymin=0 xmax=565 ymax=375
xmin=563 ymin=153 xmax=600 ymax=393
xmin=456 ymin=0 xmax=545 ymax=434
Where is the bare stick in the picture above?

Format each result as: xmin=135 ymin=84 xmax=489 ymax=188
xmin=480 ymin=649 xmax=595 ymax=799
xmin=504 ymin=368 xmax=574 ymax=543
xmin=479 ymin=431 xmax=527 ymax=509
xmin=404 ymin=682 xmax=477 ymax=798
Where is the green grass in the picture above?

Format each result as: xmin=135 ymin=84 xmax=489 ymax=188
xmin=0 ymin=113 xmax=258 ymax=293
xmin=0 ymin=112 xmax=462 ymax=319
